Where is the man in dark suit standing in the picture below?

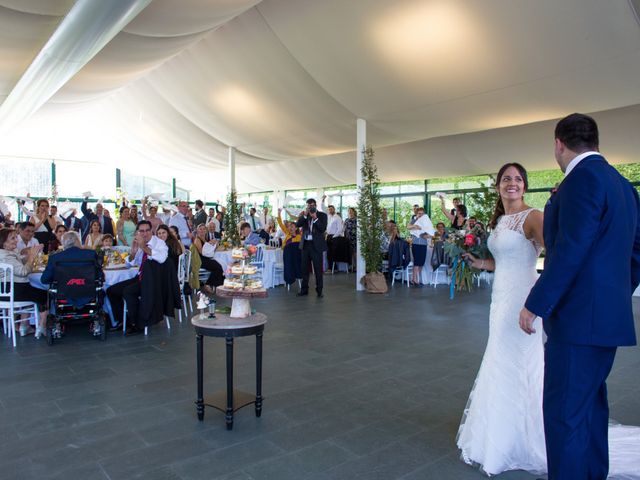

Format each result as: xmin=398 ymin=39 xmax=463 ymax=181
xmin=81 ymin=197 xmax=115 ymax=241
xmin=520 ymin=113 xmax=640 ymax=479
xmin=296 ymin=198 xmax=327 ymax=297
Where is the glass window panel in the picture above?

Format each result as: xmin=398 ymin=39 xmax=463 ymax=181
xmin=399 ymin=181 xmax=424 ymax=193
xmin=0 ymin=157 xmax=50 ymax=198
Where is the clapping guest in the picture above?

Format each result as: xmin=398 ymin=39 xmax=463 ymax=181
xmin=205 ymin=208 xmax=216 ymax=226
xmin=325 ymin=204 xmax=344 ymax=272
xmin=244 ymin=207 xmax=261 ymax=232
xmin=15 ymin=222 xmax=39 ymax=254
xmin=2 ymin=211 xmax=14 ymax=228
xmin=107 ymin=220 xmax=168 ymax=334
xmin=141 ymin=198 xmax=162 ymax=233
xmin=116 ymin=206 xmax=136 ymax=247
xmin=48 ymin=224 xmax=68 ymax=253
xmin=49 ymin=205 xmax=63 ymax=225
xmin=84 ymin=220 xmax=103 ymax=249
xmin=0 ymin=228 xmax=48 ymax=338
xmin=258 ymin=207 xmax=273 ymax=231
xmin=215 ymin=211 xmax=224 ymax=233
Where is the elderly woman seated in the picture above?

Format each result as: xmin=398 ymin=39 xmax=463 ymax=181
xmin=0 ymin=228 xmax=49 ymax=338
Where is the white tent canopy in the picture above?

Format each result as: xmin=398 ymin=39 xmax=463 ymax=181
xmin=1 ymin=0 xmax=640 ymax=195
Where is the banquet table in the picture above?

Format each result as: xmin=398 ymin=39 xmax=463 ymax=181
xmin=29 ymin=267 xmax=139 ymax=324
xmin=214 ymin=248 xmax=284 ymax=289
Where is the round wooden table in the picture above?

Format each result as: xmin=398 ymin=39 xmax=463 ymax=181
xmin=191 ymin=312 xmax=267 ymax=430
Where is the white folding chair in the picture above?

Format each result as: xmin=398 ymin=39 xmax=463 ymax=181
xmin=271 ymin=261 xmax=284 ymax=288
xmin=391 ymin=264 xmax=410 ymax=287
xmin=250 ymin=244 xmax=266 ymax=276
xmin=123 ymin=299 xmax=170 ymax=336
xmin=431 ymin=264 xmax=450 ymax=287
xmin=0 ymin=263 xmax=39 ymax=347
xmin=182 ymin=249 xmax=193 ymax=312
xmin=177 ymin=253 xmax=188 ymax=322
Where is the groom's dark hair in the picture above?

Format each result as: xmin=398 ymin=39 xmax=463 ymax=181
xmin=555 ymin=113 xmax=599 ymax=152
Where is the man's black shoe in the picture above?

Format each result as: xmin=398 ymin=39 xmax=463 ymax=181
xmin=126 ymin=326 xmax=143 ymax=336
xmin=316 ymin=291 xmax=324 ymax=298
xmin=108 ymin=322 xmax=123 ymax=332
xmin=296 ymin=291 xmax=308 ymax=297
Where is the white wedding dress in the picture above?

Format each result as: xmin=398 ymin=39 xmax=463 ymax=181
xmin=456 ymin=209 xmax=640 ymax=478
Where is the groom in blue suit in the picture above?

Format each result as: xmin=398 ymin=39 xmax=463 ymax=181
xmin=520 ymin=113 xmax=640 ymax=479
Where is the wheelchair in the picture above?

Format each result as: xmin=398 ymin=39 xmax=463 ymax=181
xmin=46 ymin=260 xmax=106 ymax=345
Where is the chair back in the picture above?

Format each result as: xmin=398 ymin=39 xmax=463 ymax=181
xmin=177 ymin=253 xmax=186 ymax=288
xmin=54 ymin=260 xmax=98 ymax=301
xmin=269 ymin=238 xmax=280 ymax=248
xmin=253 ymin=244 xmax=265 ymax=265
xmin=0 ymin=263 xmax=15 ymax=303
xmin=183 ymin=249 xmax=192 ymax=281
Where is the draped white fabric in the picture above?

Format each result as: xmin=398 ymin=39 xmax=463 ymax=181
xmin=1 ymin=0 xmax=640 ymax=193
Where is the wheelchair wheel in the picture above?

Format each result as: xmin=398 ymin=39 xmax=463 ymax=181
xmin=46 ymin=314 xmax=55 ymax=346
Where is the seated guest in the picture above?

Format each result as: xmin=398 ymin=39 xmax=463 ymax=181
xmin=206 ymin=221 xmax=221 ymax=241
xmin=241 ymin=222 xmax=261 ymax=246
xmin=100 ymin=234 xmax=115 ymax=249
xmin=81 ymin=196 xmax=115 ymax=240
xmin=84 ymin=220 xmax=103 ymax=249
xmin=169 ymin=225 xmax=186 ymax=253
xmin=41 ymin=232 xmax=104 ymax=331
xmin=141 ymin=197 xmax=163 ymax=233
xmin=106 ymin=221 xmax=167 ymax=334
xmin=28 ymin=199 xmax=56 ymax=253
xmin=0 ymin=228 xmax=48 ymax=338
xmin=156 ymin=225 xmax=183 ymax=274
xmin=16 ymin=222 xmax=39 ymax=254
xmin=434 ymin=222 xmax=449 ymax=241
xmin=193 ymin=223 xmax=224 ymax=292
xmin=48 ymin=224 xmax=68 ymax=253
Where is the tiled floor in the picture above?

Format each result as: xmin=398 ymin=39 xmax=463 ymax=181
xmin=1 ymin=275 xmax=639 ymax=479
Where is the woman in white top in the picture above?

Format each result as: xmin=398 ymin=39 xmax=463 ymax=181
xmin=0 ymin=228 xmax=49 ymax=338
xmin=28 ymin=198 xmax=57 ymax=253
xmin=84 ymin=220 xmax=103 ymax=249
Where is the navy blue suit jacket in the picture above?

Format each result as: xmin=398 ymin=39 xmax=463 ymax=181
xmin=80 ymin=201 xmax=115 ymax=240
xmin=525 ymin=155 xmax=640 ymax=347
xmin=41 ymin=246 xmax=104 ymax=286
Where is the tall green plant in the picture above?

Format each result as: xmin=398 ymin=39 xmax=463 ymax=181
xmin=466 ymin=175 xmax=499 ymax=226
xmin=357 ymin=147 xmax=384 ymax=273
xmin=223 ymin=190 xmax=242 ymax=247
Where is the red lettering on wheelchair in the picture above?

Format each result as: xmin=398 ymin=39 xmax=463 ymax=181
xmin=66 ymin=278 xmax=86 ymax=286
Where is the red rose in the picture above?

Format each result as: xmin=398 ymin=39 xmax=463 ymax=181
xmin=464 ymin=234 xmax=476 ymax=247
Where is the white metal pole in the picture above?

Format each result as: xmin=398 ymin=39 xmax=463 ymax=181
xmin=356 ymin=118 xmax=366 ymax=291
xmin=228 ymin=147 xmax=236 ymax=193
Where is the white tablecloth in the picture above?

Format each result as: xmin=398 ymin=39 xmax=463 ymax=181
xmin=28 ymin=267 xmax=139 ymax=291
xmin=214 ymin=248 xmax=284 ymax=288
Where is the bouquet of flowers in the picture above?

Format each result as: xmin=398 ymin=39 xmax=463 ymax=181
xmin=443 ymin=228 xmax=491 ymax=298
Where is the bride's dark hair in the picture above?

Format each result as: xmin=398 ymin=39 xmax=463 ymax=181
xmin=489 ymin=163 xmax=529 ymax=229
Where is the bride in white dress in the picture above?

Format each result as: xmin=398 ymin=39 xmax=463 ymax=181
xmin=457 ymin=163 xmax=640 ymax=478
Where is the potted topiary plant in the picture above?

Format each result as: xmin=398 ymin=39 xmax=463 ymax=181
xmin=357 ymin=146 xmax=387 ymax=293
